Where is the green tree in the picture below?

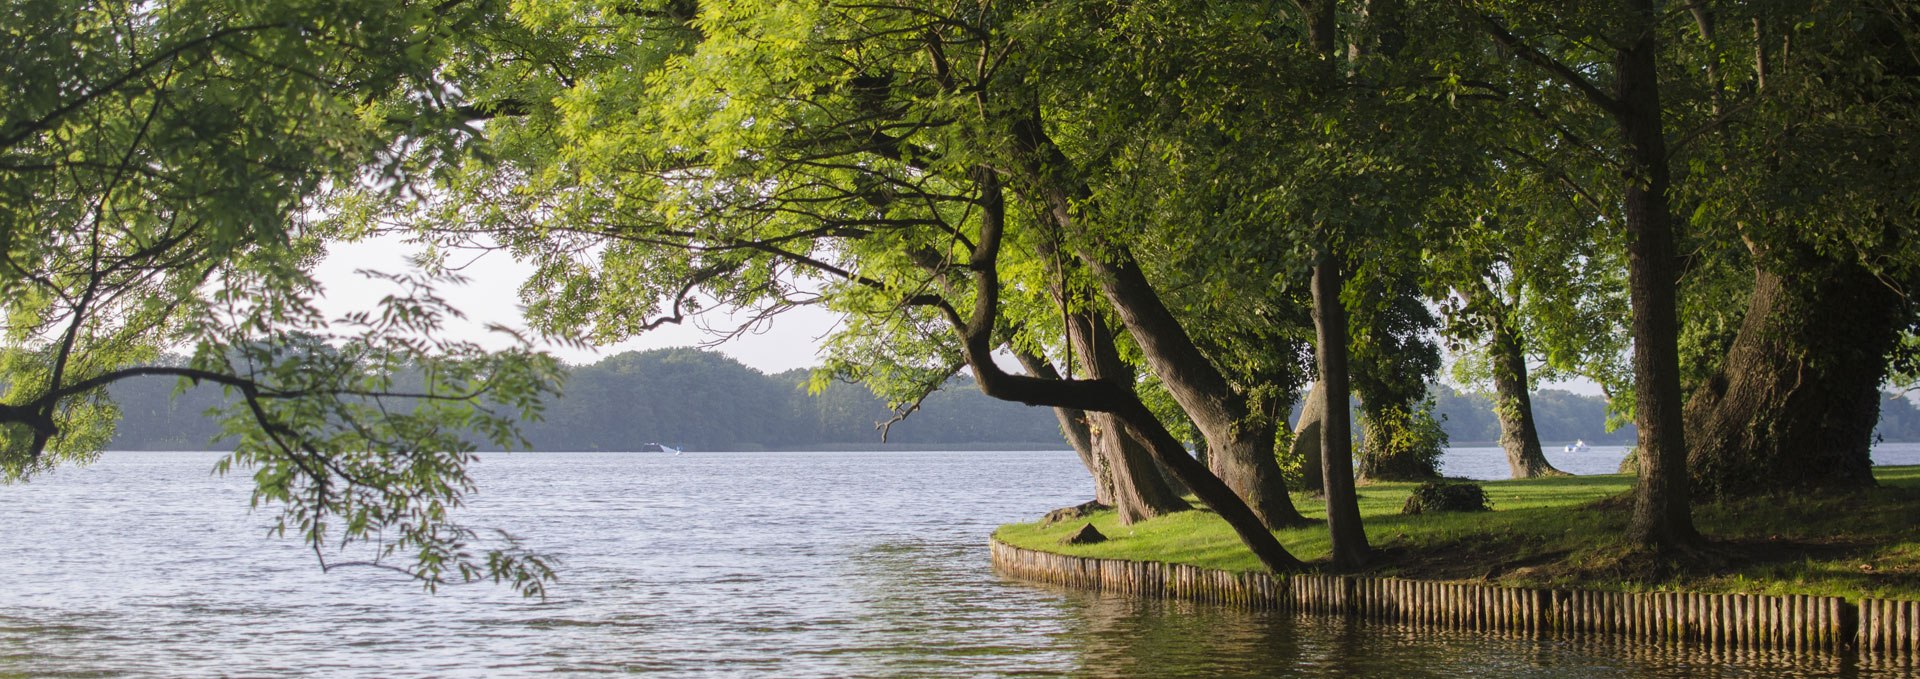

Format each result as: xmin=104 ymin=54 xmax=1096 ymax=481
xmin=392 ymin=0 xmax=1310 ymax=570
xmin=1470 ymin=0 xmax=1706 ymax=555
xmin=1 ymin=0 xmax=560 ymax=595
xmin=1676 ymin=3 xmax=1920 ymax=499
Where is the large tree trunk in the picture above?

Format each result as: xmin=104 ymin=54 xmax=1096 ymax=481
xmin=1090 ymin=412 xmax=1191 ymax=523
xmin=1489 ymin=312 xmax=1567 ymax=478
xmin=1008 ymin=116 xmax=1306 ymax=530
xmin=1313 ymin=258 xmax=1371 ymax=569
xmin=1290 ymin=381 xmax=1326 ymax=495
xmin=1076 ymin=250 xmax=1308 ymax=529
xmin=953 ymin=170 xmax=1302 ymax=571
xmin=1016 ymin=237 xmax=1187 ymax=521
xmin=1067 ymin=312 xmax=1190 ymax=521
xmin=1614 ymin=4 xmax=1700 ymax=553
xmin=1685 ymin=258 xmax=1902 ymax=498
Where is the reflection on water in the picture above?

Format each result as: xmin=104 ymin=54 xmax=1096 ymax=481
xmin=1056 ymin=592 xmax=1903 ymax=678
xmin=2 ymin=447 xmax=1916 ymax=677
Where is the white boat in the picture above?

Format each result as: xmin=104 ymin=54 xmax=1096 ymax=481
xmin=1563 ymin=439 xmax=1590 ymax=454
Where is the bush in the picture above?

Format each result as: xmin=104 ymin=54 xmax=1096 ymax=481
xmin=1402 ymin=481 xmax=1491 ymax=515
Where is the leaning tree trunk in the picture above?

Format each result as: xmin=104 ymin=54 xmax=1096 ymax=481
xmin=1090 ymin=411 xmax=1191 ymax=523
xmin=1067 ymin=312 xmax=1191 ymax=521
xmin=1289 ymin=381 xmax=1327 ymax=495
xmin=951 ymin=167 xmax=1302 ymax=573
xmin=1012 ymin=113 xmax=1306 ymax=530
xmin=1076 ymin=250 xmax=1307 ymax=529
xmin=1685 ymin=257 xmax=1903 ymax=498
xmin=1489 ymin=313 xmax=1566 ymax=478
xmin=1015 ymin=261 xmax=1186 ymax=521
xmin=1058 ymin=408 xmax=1115 ymax=506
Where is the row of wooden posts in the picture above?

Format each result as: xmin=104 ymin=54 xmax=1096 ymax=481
xmin=990 ymin=539 xmax=1920 ymax=660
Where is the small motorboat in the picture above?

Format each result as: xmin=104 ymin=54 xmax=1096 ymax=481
xmin=1563 ymin=439 xmax=1591 ymax=454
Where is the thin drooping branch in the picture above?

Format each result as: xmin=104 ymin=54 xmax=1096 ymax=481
xmin=874 ymin=359 xmax=964 ymax=441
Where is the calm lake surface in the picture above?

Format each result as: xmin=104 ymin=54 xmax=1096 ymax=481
xmin=6 ymin=444 xmax=1920 ymax=677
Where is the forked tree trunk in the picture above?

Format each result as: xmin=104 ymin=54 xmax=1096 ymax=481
xmin=946 ymin=167 xmax=1303 ymax=573
xmin=1011 ymin=113 xmax=1305 ymax=531
xmin=1290 ymin=381 xmax=1326 ymax=495
xmin=1313 ymin=258 xmax=1371 ymax=569
xmin=1090 ymin=412 xmax=1191 ymax=523
xmin=1067 ymin=313 xmax=1191 ymax=522
xmin=1685 ymin=259 xmax=1901 ymax=498
xmin=1077 ymin=251 xmax=1307 ymax=529
xmin=1489 ymin=314 xmax=1566 ymax=478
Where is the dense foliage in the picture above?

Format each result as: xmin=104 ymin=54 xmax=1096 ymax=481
xmin=1 ymin=0 xmax=562 ymax=595
xmin=12 ymin=0 xmax=1918 ymax=581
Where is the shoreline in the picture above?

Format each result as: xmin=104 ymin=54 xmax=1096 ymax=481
xmin=989 ymin=538 xmax=1918 ymax=660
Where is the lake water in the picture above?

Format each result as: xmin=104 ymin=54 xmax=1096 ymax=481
xmin=5 ymin=445 xmax=1918 ymax=677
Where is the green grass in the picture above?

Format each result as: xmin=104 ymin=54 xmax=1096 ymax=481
xmin=995 ymin=466 xmax=1920 ymax=600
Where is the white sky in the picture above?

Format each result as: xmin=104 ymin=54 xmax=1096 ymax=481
xmin=311 ymin=235 xmax=842 ymax=372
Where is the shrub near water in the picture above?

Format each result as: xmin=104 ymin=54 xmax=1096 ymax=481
xmin=1401 ymin=482 xmax=1491 ymax=514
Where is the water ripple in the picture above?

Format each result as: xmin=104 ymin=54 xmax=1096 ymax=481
xmin=5 ymin=448 xmax=1919 ymax=677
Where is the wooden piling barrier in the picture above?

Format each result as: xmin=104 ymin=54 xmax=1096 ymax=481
xmin=994 ymin=537 xmax=1920 ymax=660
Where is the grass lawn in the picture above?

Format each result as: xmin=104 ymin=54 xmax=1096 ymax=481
xmin=994 ymin=466 xmax=1920 ymax=600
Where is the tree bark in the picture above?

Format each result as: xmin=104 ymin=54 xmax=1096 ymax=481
xmin=1017 ymin=236 xmax=1188 ymax=521
xmin=1076 ymin=250 xmax=1308 ymax=529
xmin=1614 ymin=3 xmax=1700 ymax=553
xmin=1089 ymin=411 xmax=1191 ymax=523
xmin=1684 ymin=257 xmax=1901 ymax=498
xmin=1489 ymin=311 xmax=1567 ymax=478
xmin=1313 ymin=258 xmax=1371 ymax=569
xmin=1290 ymin=381 xmax=1326 ymax=495
xmin=951 ymin=169 xmax=1304 ymax=573
xmin=1066 ymin=312 xmax=1191 ymax=521
xmin=1010 ymin=115 xmax=1308 ymax=530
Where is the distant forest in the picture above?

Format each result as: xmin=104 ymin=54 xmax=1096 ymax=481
xmin=106 ymin=348 xmax=1920 ymax=451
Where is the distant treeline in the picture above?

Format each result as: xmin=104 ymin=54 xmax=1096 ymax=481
xmin=105 ymin=348 xmax=1920 ymax=451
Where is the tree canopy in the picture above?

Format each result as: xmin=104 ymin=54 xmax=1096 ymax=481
xmin=10 ymin=0 xmax=1918 ymax=582
xmin=1 ymin=0 xmax=562 ymax=596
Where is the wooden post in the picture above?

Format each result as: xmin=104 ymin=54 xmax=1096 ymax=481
xmin=1810 ymin=594 xmax=1823 ymax=654
xmin=1813 ymin=594 xmax=1825 ymax=652
xmin=1868 ymin=599 xmax=1880 ymax=654
xmin=1766 ymin=593 xmax=1779 ymax=650
xmin=1631 ymin=592 xmax=1643 ymax=639
xmin=1740 ymin=593 xmax=1751 ymax=650
xmin=1719 ymin=593 xmax=1728 ymax=646
xmin=1790 ymin=595 xmax=1802 ymax=652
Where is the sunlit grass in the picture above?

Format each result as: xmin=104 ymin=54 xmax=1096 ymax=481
xmin=995 ymin=466 xmax=1920 ymax=600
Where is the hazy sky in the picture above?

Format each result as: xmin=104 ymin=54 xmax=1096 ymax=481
xmin=312 ymin=234 xmax=842 ymax=372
